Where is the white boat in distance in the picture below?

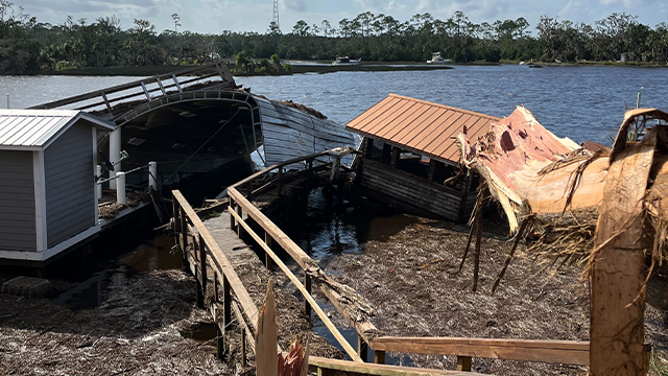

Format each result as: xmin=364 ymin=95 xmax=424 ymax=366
xmin=332 ymin=56 xmax=361 ymax=66
xmin=427 ymin=52 xmax=452 ymax=64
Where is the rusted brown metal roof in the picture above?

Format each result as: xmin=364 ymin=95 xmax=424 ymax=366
xmin=346 ymin=94 xmax=500 ymax=164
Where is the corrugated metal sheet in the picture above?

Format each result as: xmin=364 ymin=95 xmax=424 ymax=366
xmin=0 ymin=110 xmax=114 ymax=149
xmin=346 ymin=94 xmax=500 ymax=164
xmin=256 ymin=97 xmax=356 ymax=167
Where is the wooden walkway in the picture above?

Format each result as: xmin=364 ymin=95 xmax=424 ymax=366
xmin=203 ymin=212 xmax=254 ymax=267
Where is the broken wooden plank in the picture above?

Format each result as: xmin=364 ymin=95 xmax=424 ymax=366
xmin=370 ymin=337 xmax=590 ymax=366
xmin=307 ymin=355 xmax=489 ymax=376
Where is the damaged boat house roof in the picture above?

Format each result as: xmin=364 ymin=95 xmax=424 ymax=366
xmin=347 ymin=94 xmax=500 ymax=165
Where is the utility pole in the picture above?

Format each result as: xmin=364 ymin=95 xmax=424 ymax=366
xmin=272 ymin=0 xmax=280 ymax=30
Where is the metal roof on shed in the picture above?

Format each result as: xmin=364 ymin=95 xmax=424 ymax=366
xmin=0 ymin=110 xmax=114 ymax=150
xmin=346 ymin=94 xmax=500 ymax=164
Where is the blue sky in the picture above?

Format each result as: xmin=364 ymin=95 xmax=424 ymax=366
xmin=15 ymin=0 xmax=668 ymax=34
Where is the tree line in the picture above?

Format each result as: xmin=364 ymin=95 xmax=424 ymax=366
xmin=2 ymin=0 xmax=668 ymax=75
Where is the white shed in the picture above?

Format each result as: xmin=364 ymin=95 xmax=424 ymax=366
xmin=0 ymin=110 xmax=115 ymax=262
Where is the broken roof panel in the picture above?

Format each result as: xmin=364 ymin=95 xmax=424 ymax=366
xmin=347 ymin=94 xmax=499 ymax=165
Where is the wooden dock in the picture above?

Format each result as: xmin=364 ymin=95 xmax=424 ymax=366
xmin=203 ymin=212 xmax=254 ymax=268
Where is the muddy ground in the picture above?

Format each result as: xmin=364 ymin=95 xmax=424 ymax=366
xmin=0 ymin=269 xmax=229 ymax=376
xmin=318 ymin=216 xmax=668 ymax=376
xmin=0 ymin=238 xmax=341 ymax=376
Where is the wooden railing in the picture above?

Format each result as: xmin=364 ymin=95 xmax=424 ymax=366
xmin=171 ymin=188 xmax=487 ymax=376
xmin=223 ymin=148 xmax=595 ymax=373
xmin=29 ymin=61 xmax=235 ymax=119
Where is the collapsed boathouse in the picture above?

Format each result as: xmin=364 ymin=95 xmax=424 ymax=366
xmin=0 ymin=110 xmax=115 ymax=262
xmin=347 ymin=94 xmax=499 ymax=221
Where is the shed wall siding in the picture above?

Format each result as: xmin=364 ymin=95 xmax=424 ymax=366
xmin=45 ymin=123 xmax=95 ymax=248
xmin=357 ymin=159 xmax=466 ymax=221
xmin=0 ymin=151 xmax=37 ymax=251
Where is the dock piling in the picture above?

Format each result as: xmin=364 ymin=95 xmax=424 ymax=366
xmin=96 ymin=165 xmax=102 ymax=199
xmin=148 ymin=161 xmax=158 ymax=191
xmin=116 ymin=172 xmax=126 ymax=205
xmin=109 ymin=127 xmax=121 ymax=189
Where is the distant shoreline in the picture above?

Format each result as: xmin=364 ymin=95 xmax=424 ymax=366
xmin=7 ymin=59 xmax=665 ymax=77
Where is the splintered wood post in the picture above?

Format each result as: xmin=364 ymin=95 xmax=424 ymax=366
xmin=304 ymin=272 xmax=312 ymax=318
xmin=215 ymin=304 xmax=224 ymax=360
xmin=590 ymin=132 xmax=656 ymax=376
xmin=223 ymin=275 xmax=231 ymax=331
xmin=457 ymin=356 xmax=472 ymax=371
xmin=358 ymin=335 xmax=368 ymax=362
xmin=277 ymin=168 xmax=283 ymax=197
xmin=256 ymin=283 xmax=278 ymax=376
xmin=374 ymin=351 xmax=386 ymax=364
xmin=472 ymin=210 xmax=483 ymax=292
xmin=265 ymin=232 xmax=274 ymax=269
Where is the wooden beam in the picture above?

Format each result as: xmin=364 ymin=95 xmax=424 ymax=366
xmin=229 ymin=207 xmax=363 ymax=362
xmin=307 ymin=355 xmax=488 ymax=376
xmin=320 ymin=285 xmax=381 ymax=345
xmin=370 ymin=337 xmax=590 ymax=366
xmin=228 ymin=188 xmax=313 ymax=270
xmin=590 ymin=131 xmax=656 ymax=376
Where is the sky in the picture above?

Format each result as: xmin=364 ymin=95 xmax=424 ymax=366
xmin=13 ymin=0 xmax=668 ymax=34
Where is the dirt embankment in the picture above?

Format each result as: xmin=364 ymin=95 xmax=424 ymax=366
xmin=321 ymin=216 xmax=668 ymax=376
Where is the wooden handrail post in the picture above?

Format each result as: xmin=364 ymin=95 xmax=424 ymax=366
xmin=246 ymin=180 xmax=252 ymax=199
xmin=277 ymin=168 xmax=283 ymax=197
xmin=223 ymin=274 xmax=231 ymax=331
xmin=358 ymin=334 xmax=369 ymax=362
xmin=374 ymin=351 xmax=386 ymax=364
xmin=304 ymin=273 xmax=312 ymax=318
xmin=215 ymin=307 xmax=224 ymax=360
xmin=172 ymin=198 xmax=181 ymax=232
xmin=264 ymin=232 xmax=274 ymax=269
xmin=457 ymin=356 xmax=472 ymax=372
xmin=199 ymin=234 xmax=207 ymax=305
xmin=229 ymin=200 xmax=236 ymax=231
xmin=214 ymin=272 xmax=219 ymax=302
xmin=240 ymin=327 xmax=247 ymax=368
xmin=236 ymin=205 xmax=244 ymax=239
xmin=180 ymin=207 xmax=188 ymax=268
xmin=214 ymin=273 xmax=224 ymax=360
xmin=195 ymin=237 xmax=204 ymax=309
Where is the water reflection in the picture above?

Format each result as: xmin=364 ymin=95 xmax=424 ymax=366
xmin=290 ymin=187 xmax=418 ymax=260
xmin=52 ymin=234 xmax=181 ymax=310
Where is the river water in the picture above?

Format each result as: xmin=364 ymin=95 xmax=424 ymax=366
xmin=2 ymin=65 xmax=667 ymax=144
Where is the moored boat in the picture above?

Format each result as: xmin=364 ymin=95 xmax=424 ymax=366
xmin=332 ymin=56 xmax=360 ymax=66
